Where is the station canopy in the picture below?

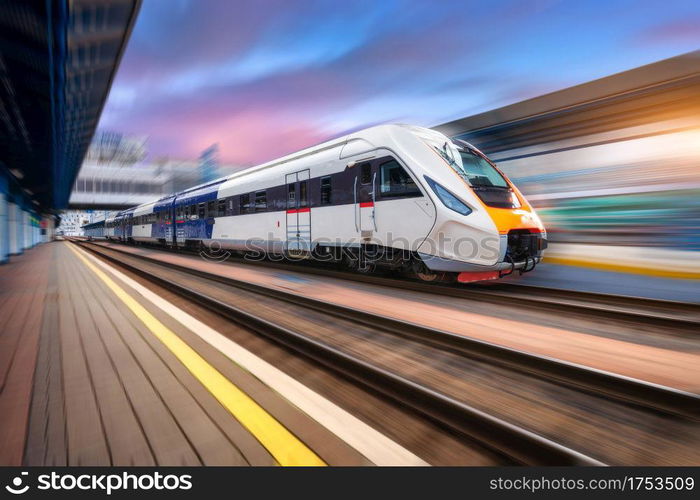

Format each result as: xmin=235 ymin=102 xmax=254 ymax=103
xmin=0 ymin=0 xmax=141 ymax=210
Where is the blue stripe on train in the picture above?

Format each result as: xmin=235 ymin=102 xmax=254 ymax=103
xmin=175 ymin=218 xmax=215 ymax=240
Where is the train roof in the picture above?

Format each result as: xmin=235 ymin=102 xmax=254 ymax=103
xmin=81 ymin=220 xmax=105 ymax=229
xmin=112 ymin=123 xmax=445 ymax=214
xmin=172 ymin=178 xmax=226 ymax=207
xmin=154 ymin=194 xmax=176 ymax=212
xmin=115 ymin=207 xmax=136 ymax=219
xmin=133 ymin=200 xmax=157 ymax=217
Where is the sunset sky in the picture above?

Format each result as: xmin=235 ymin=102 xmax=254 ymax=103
xmin=98 ymin=0 xmax=700 ymax=165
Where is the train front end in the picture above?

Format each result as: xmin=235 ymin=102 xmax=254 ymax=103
xmin=410 ymin=128 xmax=547 ymax=282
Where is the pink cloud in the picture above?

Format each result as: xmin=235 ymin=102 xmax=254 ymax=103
xmin=636 ymin=17 xmax=700 ymax=45
xmin=123 ymin=102 xmax=330 ymax=165
xmin=185 ymin=110 xmax=330 ymax=165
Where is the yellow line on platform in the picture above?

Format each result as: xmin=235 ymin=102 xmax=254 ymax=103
xmin=68 ymin=243 xmax=325 ymax=466
xmin=543 ymin=256 xmax=700 ymax=280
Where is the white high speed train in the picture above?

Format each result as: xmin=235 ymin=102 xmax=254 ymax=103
xmin=89 ymin=124 xmax=547 ymax=282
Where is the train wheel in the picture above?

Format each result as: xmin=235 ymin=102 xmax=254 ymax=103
xmin=344 ymin=254 xmax=375 ymax=274
xmin=416 ymin=269 xmax=440 ymax=282
xmin=413 ymin=261 xmax=455 ymax=283
xmin=417 ymin=270 xmax=457 ymax=283
xmin=413 ymin=260 xmax=437 ymax=282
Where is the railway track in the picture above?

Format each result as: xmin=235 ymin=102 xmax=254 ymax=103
xmin=95 ymin=238 xmax=699 ymax=330
xmin=76 ymin=240 xmax=700 ymax=465
xmin=245 ymin=263 xmax=700 ymax=332
xmin=71 ymin=238 xmax=700 ymax=331
xmin=77 ymin=240 xmax=700 ymax=420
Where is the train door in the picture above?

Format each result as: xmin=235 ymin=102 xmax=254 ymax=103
xmin=170 ymin=206 xmax=177 ymax=246
xmin=355 ymin=161 xmax=377 ymax=239
xmin=125 ymin=214 xmax=132 ymax=242
xmin=120 ymin=217 xmax=126 ymax=241
xmin=175 ymin=204 xmax=186 ymax=247
xmin=285 ymin=169 xmax=311 ymax=256
xmin=164 ymin=206 xmax=175 ymax=245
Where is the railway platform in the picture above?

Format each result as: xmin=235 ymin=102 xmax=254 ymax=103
xmin=0 ymin=241 xmax=428 ymax=466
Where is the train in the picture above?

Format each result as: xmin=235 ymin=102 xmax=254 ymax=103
xmin=81 ymin=124 xmax=546 ymax=282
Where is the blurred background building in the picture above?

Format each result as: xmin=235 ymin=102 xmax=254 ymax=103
xmin=199 ymin=143 xmax=220 ymax=184
xmin=59 ymin=132 xmax=242 ymax=235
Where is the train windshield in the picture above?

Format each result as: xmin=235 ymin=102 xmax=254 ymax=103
xmin=436 ymin=141 xmax=509 ymax=189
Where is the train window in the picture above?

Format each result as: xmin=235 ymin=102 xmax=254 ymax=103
xmin=217 ymin=199 xmax=226 ymax=217
xmin=198 ymin=203 xmax=206 ymax=218
xmin=299 ymin=181 xmax=308 ymax=207
xmin=254 ymin=191 xmax=267 ymax=212
xmin=207 ymin=201 xmax=215 ymax=216
xmin=227 ymin=197 xmax=235 ymax=215
xmin=287 ymin=184 xmax=296 ymax=208
xmin=360 ymin=163 xmax=372 ymax=184
xmin=320 ymin=176 xmax=332 ymax=205
xmin=380 ymin=160 xmax=420 ymax=198
xmin=240 ymin=193 xmax=252 ymax=214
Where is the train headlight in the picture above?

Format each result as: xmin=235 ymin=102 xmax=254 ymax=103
xmin=424 ymin=176 xmax=472 ymax=216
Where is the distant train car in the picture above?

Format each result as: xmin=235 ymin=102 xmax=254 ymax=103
xmin=82 ymin=220 xmax=106 ymax=240
xmin=115 ymin=124 xmax=546 ymax=282
xmin=104 ymin=214 xmax=117 ymax=240
xmin=113 ymin=208 xmax=135 ymax=243
xmin=132 ymin=201 xmax=159 ymax=244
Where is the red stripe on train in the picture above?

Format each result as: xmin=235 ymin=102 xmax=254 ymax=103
xmin=287 ymin=207 xmax=311 ymax=214
xmin=359 ymin=201 xmax=374 ymax=208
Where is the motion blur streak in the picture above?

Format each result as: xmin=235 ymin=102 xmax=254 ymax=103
xmin=437 ymin=51 xmax=700 ymax=293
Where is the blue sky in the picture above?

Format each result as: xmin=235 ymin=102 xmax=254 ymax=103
xmin=99 ymin=0 xmax=700 ymax=164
